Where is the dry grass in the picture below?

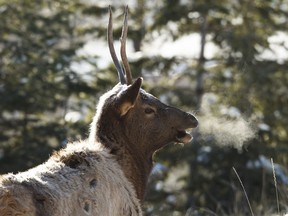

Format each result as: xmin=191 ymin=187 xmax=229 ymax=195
xmin=184 ymin=160 xmax=288 ymax=216
xmin=229 ymin=160 xmax=288 ymax=216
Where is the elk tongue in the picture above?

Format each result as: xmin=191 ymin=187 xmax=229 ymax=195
xmin=176 ymin=130 xmax=192 ymax=144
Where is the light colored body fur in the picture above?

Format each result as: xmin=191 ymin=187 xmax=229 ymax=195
xmin=0 ymin=141 xmax=142 ymax=216
xmin=0 ymin=6 xmax=198 ymax=216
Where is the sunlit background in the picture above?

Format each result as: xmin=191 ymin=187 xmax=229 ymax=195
xmin=1 ymin=0 xmax=288 ymax=215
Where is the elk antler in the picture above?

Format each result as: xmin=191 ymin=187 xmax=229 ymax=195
xmin=120 ymin=6 xmax=133 ymax=85
xmin=108 ymin=6 xmax=126 ymax=84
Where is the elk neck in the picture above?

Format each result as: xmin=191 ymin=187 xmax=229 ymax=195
xmin=114 ymin=136 xmax=153 ymax=202
xmin=92 ymin=114 xmax=154 ymax=202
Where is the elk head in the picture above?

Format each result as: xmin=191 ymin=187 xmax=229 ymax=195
xmin=89 ymin=6 xmax=198 ymax=158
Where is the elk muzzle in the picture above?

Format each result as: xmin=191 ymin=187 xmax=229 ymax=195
xmin=171 ymin=109 xmax=198 ymax=144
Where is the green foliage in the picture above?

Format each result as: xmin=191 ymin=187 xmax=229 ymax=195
xmin=0 ymin=0 xmax=101 ymax=172
xmin=144 ymin=0 xmax=288 ymax=215
xmin=0 ymin=0 xmax=288 ymax=215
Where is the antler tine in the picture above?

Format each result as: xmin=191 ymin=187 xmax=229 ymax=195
xmin=120 ymin=6 xmax=133 ymax=85
xmin=108 ymin=6 xmax=126 ymax=84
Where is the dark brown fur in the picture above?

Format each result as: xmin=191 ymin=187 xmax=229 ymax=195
xmin=89 ymin=80 xmax=198 ymax=200
xmin=0 ymin=7 xmax=198 ymax=215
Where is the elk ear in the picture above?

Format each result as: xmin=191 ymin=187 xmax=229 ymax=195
xmin=118 ymin=77 xmax=142 ymax=116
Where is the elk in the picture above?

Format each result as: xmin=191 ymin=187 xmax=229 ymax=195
xmin=0 ymin=6 xmax=198 ymax=216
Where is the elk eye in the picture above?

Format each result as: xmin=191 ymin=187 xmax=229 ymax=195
xmin=144 ymin=107 xmax=155 ymax=114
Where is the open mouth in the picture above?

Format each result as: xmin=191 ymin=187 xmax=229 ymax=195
xmin=175 ymin=129 xmax=193 ymax=144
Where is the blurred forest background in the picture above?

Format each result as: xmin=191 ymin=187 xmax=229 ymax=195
xmin=1 ymin=0 xmax=288 ymax=215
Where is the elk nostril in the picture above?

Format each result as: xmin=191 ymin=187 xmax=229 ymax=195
xmin=193 ymin=119 xmax=198 ymax=127
xmin=186 ymin=113 xmax=198 ymax=127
